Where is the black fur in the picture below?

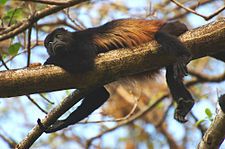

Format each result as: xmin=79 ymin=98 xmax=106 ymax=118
xmin=39 ymin=19 xmax=196 ymax=133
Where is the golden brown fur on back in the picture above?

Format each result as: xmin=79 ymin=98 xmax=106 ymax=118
xmin=93 ymin=19 xmax=165 ymax=52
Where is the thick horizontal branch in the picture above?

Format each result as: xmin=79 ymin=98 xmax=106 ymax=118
xmin=0 ymin=18 xmax=224 ymax=97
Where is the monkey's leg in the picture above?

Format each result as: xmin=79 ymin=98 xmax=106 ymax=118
xmin=166 ymin=65 xmax=194 ymax=122
xmin=38 ymin=87 xmax=109 ymax=133
xmin=155 ymin=31 xmax=194 ymax=122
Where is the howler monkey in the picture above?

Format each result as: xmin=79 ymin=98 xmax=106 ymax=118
xmin=38 ymin=19 xmax=195 ymax=133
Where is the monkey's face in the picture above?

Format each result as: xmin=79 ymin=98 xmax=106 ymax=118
xmin=44 ymin=28 xmax=73 ymax=57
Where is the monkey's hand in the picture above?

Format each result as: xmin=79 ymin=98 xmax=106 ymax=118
xmin=174 ymin=98 xmax=194 ymax=123
xmin=173 ymin=55 xmax=191 ymax=80
xmin=37 ymin=119 xmax=66 ymax=133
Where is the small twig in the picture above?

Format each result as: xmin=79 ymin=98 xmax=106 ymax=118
xmin=156 ymin=101 xmax=173 ymax=128
xmin=79 ymin=96 xmax=140 ymax=124
xmin=0 ymin=18 xmax=4 ymax=28
xmin=8 ymin=2 xmax=26 ymax=27
xmin=170 ymin=0 xmax=225 ymax=20
xmin=207 ymin=6 xmax=225 ymax=20
xmin=0 ymin=40 xmax=41 ymax=68
xmin=0 ymin=54 xmax=10 ymax=70
xmin=114 ymin=96 xmax=139 ymax=121
xmin=17 ymin=0 xmax=70 ymax=5
xmin=64 ymin=8 xmax=85 ymax=30
xmin=187 ymin=70 xmax=225 ymax=86
xmin=0 ymin=133 xmax=17 ymax=148
xmin=39 ymin=93 xmax=54 ymax=105
xmin=168 ymin=0 xmax=212 ymax=20
xmin=72 ymin=15 xmax=86 ymax=29
xmin=0 ymin=51 xmax=26 ymax=68
xmin=37 ymin=19 xmax=81 ymax=30
xmin=26 ymin=95 xmax=48 ymax=114
xmin=27 ymin=27 xmax=32 ymax=67
xmin=8 ymin=8 xmax=18 ymax=27
xmin=35 ymin=23 xmax=38 ymax=45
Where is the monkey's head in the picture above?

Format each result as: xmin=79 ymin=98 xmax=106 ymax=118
xmin=44 ymin=28 xmax=73 ymax=57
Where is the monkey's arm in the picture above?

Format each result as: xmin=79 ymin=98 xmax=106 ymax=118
xmin=166 ymin=65 xmax=194 ymax=122
xmin=38 ymin=87 xmax=109 ymax=133
xmin=44 ymin=54 xmax=94 ymax=73
xmin=155 ymin=22 xmax=194 ymax=122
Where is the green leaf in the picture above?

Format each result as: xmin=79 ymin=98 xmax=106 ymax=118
xmin=118 ymin=137 xmax=128 ymax=142
xmin=0 ymin=0 xmax=7 ymax=5
xmin=205 ymin=108 xmax=212 ymax=118
xmin=195 ymin=119 xmax=205 ymax=126
xmin=8 ymin=43 xmax=21 ymax=56
xmin=3 ymin=8 xmax=24 ymax=22
xmin=1 ymin=54 xmax=7 ymax=59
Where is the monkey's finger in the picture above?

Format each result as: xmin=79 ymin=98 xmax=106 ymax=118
xmin=180 ymin=64 xmax=188 ymax=76
xmin=174 ymin=113 xmax=188 ymax=123
xmin=182 ymin=63 xmax=188 ymax=75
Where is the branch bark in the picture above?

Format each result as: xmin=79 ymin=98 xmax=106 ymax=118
xmin=16 ymin=89 xmax=87 ymax=149
xmin=0 ymin=18 xmax=224 ymax=98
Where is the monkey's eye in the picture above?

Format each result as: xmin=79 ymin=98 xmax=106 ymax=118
xmin=55 ymin=34 xmax=63 ymax=39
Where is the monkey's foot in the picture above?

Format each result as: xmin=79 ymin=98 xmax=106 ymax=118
xmin=37 ymin=119 xmax=65 ymax=133
xmin=173 ymin=55 xmax=191 ymax=80
xmin=174 ymin=98 xmax=194 ymax=123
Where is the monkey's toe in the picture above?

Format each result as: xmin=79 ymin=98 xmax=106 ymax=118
xmin=174 ymin=112 xmax=188 ymax=123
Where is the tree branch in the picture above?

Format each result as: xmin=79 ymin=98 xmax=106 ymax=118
xmin=18 ymin=0 xmax=72 ymax=5
xmin=0 ymin=0 xmax=89 ymax=41
xmin=16 ymin=89 xmax=88 ymax=149
xmin=0 ymin=18 xmax=224 ymax=98
xmin=198 ymin=95 xmax=225 ymax=149
xmin=170 ymin=0 xmax=225 ymax=21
